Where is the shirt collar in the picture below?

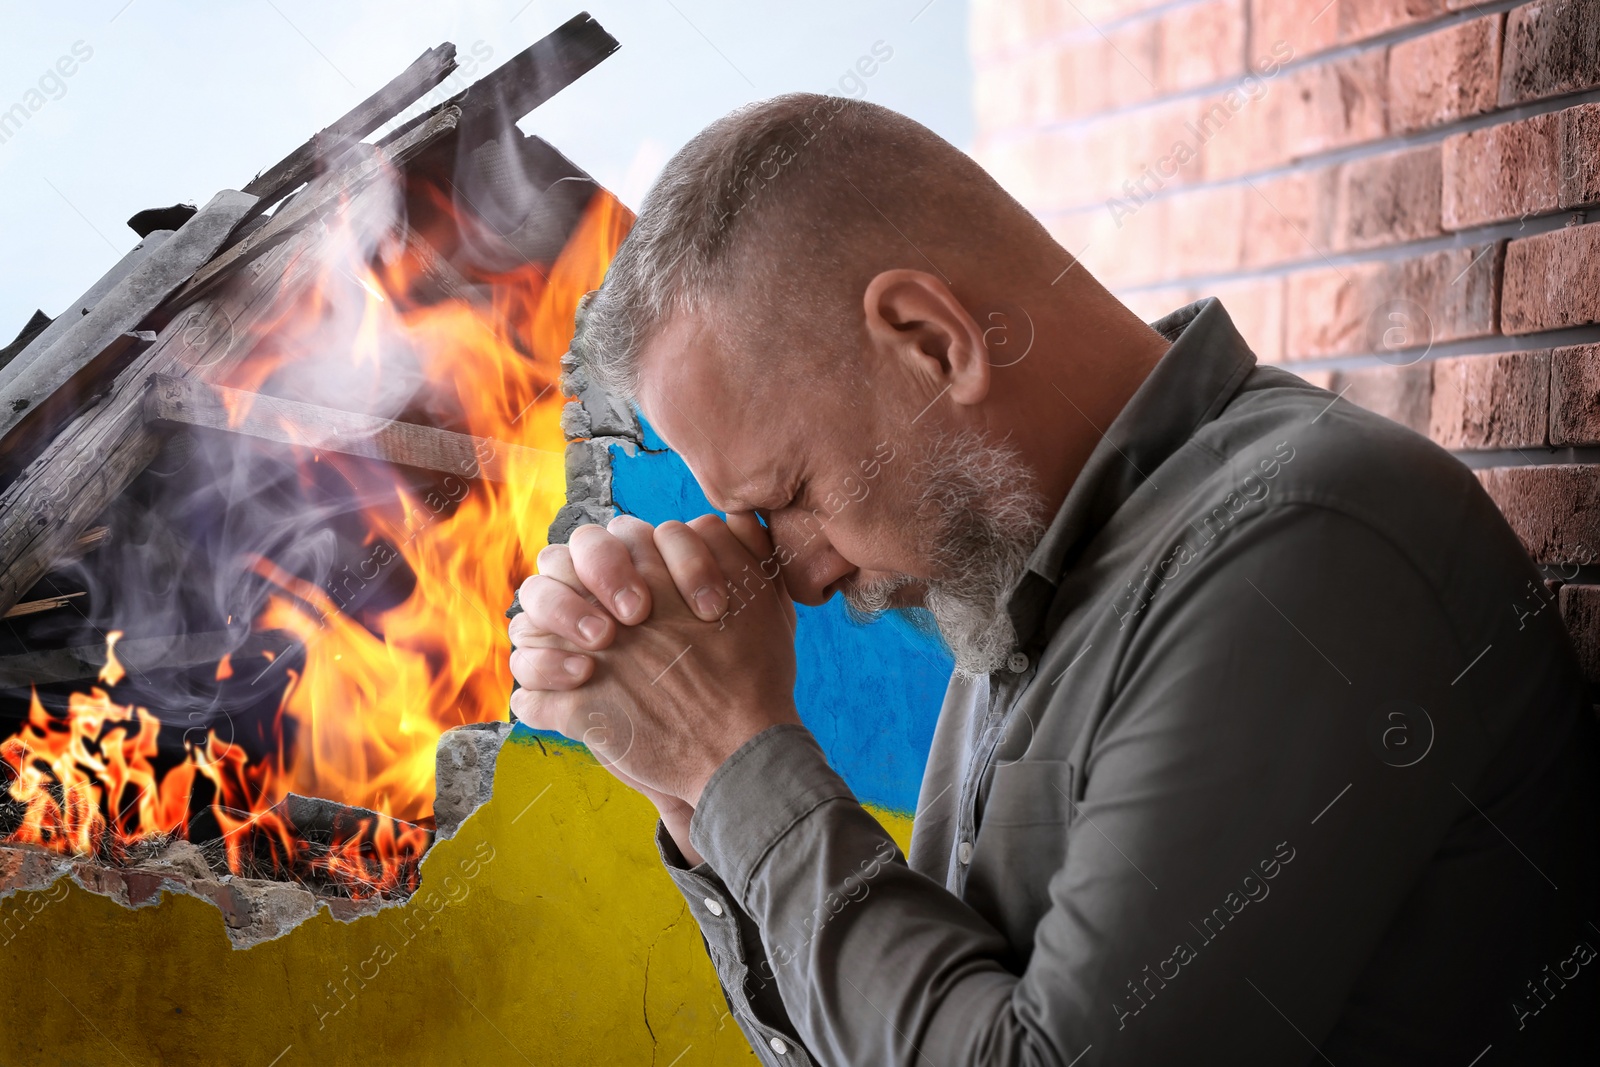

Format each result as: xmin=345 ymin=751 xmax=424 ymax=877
xmin=1006 ymin=297 xmax=1258 ymax=650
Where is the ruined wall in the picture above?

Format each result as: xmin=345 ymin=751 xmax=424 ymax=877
xmin=0 ymin=265 xmax=947 ymax=1067
xmin=971 ymin=0 xmax=1600 ymax=686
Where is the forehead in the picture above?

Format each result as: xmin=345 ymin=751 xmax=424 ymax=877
xmin=633 ymin=313 xmax=793 ymax=509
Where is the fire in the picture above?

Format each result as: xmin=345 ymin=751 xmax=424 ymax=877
xmin=1 ymin=173 xmax=632 ymax=897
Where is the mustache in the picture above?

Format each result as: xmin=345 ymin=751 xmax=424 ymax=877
xmin=842 ymin=572 xmax=915 ymax=623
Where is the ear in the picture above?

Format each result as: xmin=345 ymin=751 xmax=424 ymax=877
xmin=862 ymin=269 xmax=991 ymax=408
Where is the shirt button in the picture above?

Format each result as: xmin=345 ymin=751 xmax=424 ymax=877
xmin=769 ymin=1037 xmax=789 ymax=1055
xmin=703 ymin=897 xmax=723 ymax=917
xmin=957 ymin=839 xmax=973 ymax=865
xmin=1007 ymin=652 xmax=1030 ymax=674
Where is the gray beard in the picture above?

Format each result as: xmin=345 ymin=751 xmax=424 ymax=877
xmin=845 ymin=430 xmax=1047 ymax=676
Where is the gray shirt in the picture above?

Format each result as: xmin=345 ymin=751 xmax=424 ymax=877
xmin=659 ymin=297 xmax=1600 ymax=1065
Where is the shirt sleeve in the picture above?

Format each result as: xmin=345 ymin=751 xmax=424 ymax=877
xmin=652 ymin=821 xmax=816 ymax=1065
xmin=684 ymin=503 xmax=1524 ymax=1065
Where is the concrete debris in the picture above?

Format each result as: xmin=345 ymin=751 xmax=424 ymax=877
xmin=435 ymin=721 xmax=515 ymax=839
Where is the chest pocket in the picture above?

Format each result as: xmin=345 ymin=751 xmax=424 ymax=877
xmin=966 ymin=759 xmax=1075 ymax=963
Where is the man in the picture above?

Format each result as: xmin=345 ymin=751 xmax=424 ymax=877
xmin=508 ymin=94 xmax=1599 ymax=1064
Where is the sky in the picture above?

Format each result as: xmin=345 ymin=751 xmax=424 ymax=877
xmin=0 ymin=0 xmax=972 ymax=340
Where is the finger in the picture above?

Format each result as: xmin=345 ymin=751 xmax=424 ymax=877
xmin=509 ymin=688 xmax=573 ymax=735
xmin=570 ymin=522 xmax=653 ymax=624
xmin=655 ymin=519 xmax=729 ymax=621
xmin=510 ymin=646 xmax=594 ymax=691
xmin=725 ymin=510 xmax=776 ymax=562
xmin=514 ymin=574 xmax=614 ymax=650
xmin=706 ymin=513 xmax=798 ymax=632
xmin=507 ymin=611 xmax=586 ymax=652
xmin=535 ymin=544 xmax=597 ymax=603
xmin=607 ymin=513 xmax=673 ymax=582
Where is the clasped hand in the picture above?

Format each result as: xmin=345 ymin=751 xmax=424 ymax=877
xmin=508 ymin=513 xmax=801 ymax=860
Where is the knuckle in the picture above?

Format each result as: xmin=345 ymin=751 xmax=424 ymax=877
xmin=535 ymin=544 xmax=571 ymax=573
xmin=568 ymin=524 xmax=614 ymax=554
xmin=686 ymin=513 xmax=725 ymax=536
xmin=607 ymin=514 xmax=653 ymax=537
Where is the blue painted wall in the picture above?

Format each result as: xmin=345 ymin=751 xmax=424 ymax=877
xmin=610 ymin=426 xmax=951 ymax=814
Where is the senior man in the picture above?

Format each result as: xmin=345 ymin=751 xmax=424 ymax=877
xmin=508 ymin=95 xmax=1599 ymax=1064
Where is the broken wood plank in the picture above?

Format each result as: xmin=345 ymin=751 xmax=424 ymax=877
xmin=0 ymin=311 xmax=51 ymax=375
xmin=243 ymin=43 xmax=458 ymax=216
xmin=0 ymin=331 xmax=155 ymax=478
xmin=404 ymin=226 xmax=488 ymax=309
xmin=0 ymin=192 xmax=257 ymax=447
xmin=0 ymin=231 xmax=174 ymax=389
xmin=171 ymin=105 xmax=461 ymax=311
xmin=0 ymin=114 xmax=465 ymax=617
xmin=144 ymin=375 xmax=544 ymax=484
xmin=3 ymin=591 xmax=84 ymax=619
xmin=382 ymin=13 xmax=617 ymax=146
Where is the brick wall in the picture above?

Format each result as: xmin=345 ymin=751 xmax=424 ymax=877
xmin=971 ymin=0 xmax=1600 ymax=688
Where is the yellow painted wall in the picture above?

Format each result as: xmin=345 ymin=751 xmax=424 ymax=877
xmin=1 ymin=731 xmax=913 ymax=1066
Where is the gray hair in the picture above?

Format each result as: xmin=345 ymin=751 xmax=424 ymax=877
xmin=572 ymin=93 xmax=1043 ymax=401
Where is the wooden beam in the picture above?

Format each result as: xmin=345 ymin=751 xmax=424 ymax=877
xmin=243 ymin=43 xmax=459 ymax=215
xmin=171 ymin=106 xmax=461 ymax=311
xmin=144 ymin=375 xmax=544 ymax=484
xmin=0 ymin=192 xmax=257 ymax=446
xmin=0 ymin=112 xmax=463 ymax=618
xmin=0 ymin=232 xmax=174 ymax=389
xmin=381 ymin=13 xmax=618 ymax=145
xmin=3 ymin=591 xmax=84 ymax=619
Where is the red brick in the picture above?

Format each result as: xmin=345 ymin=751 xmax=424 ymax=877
xmin=1442 ymin=112 xmax=1562 ymax=229
xmin=1339 ymin=0 xmax=1449 ymax=42
xmin=1082 ymin=99 xmax=1198 ymax=203
xmin=1105 ymin=20 xmax=1163 ymax=109
xmin=1559 ymin=102 xmax=1600 ymax=209
xmin=1168 ymin=184 xmax=1247 ymax=276
xmin=1242 ymin=168 xmax=1339 ymax=267
xmin=1559 ymin=584 xmax=1600 ymax=684
xmin=1502 ymin=224 xmax=1600 ymax=334
xmin=1046 ymin=39 xmax=1112 ymax=121
xmin=1199 ymin=75 xmax=1289 ymax=179
xmin=1284 ymin=242 xmax=1502 ymax=359
xmin=1388 ymin=13 xmax=1503 ymax=134
xmin=1334 ymin=144 xmax=1443 ymax=251
xmin=1158 ymin=0 xmax=1246 ymax=92
xmin=1286 ymin=261 xmax=1383 ymax=359
xmin=1282 ymin=50 xmax=1389 ymax=157
xmin=1250 ymin=0 xmax=1339 ymax=61
xmin=1071 ymin=195 xmax=1170 ymax=286
xmin=1330 ymin=364 xmax=1435 ymax=433
xmin=1550 ymin=343 xmax=1600 ymax=445
xmin=1477 ymin=465 xmax=1600 ymax=564
xmin=1429 ymin=350 xmax=1551 ymax=449
xmin=1207 ymin=275 xmax=1286 ymax=361
xmin=1500 ymin=0 xmax=1600 ymax=107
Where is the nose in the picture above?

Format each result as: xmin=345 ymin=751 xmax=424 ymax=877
xmin=766 ymin=509 xmax=854 ymax=606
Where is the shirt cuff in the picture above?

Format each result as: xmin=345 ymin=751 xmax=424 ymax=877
xmin=689 ymin=723 xmax=856 ymax=902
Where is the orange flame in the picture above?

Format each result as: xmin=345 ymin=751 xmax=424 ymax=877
xmin=1 ymin=180 xmax=633 ymax=897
